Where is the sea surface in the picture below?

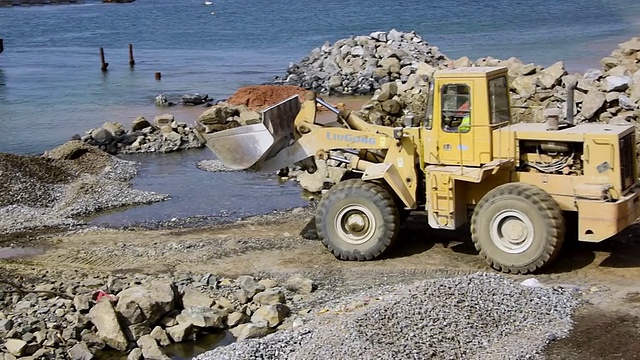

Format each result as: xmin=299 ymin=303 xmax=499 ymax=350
xmin=1 ymin=0 xmax=640 ymax=225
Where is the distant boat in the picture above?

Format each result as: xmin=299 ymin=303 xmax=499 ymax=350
xmin=204 ymin=1 xmax=212 ymax=5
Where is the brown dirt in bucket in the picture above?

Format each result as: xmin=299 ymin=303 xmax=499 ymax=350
xmin=226 ymin=85 xmax=308 ymax=110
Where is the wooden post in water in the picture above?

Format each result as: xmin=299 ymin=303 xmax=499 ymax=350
xmin=155 ymin=72 xmax=162 ymax=81
xmin=128 ymin=44 xmax=135 ymax=67
xmin=100 ymin=47 xmax=109 ymax=72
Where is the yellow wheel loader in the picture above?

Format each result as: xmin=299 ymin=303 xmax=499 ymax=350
xmin=198 ymin=66 xmax=640 ymax=274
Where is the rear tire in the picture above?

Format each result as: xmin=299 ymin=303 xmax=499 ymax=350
xmin=471 ymin=183 xmax=564 ymax=274
xmin=316 ymin=179 xmax=399 ymax=260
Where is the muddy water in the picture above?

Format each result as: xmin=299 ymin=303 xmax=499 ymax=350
xmin=88 ymin=147 xmax=310 ymax=226
xmin=95 ymin=331 xmax=234 ymax=360
xmin=0 ymin=247 xmax=44 ymax=259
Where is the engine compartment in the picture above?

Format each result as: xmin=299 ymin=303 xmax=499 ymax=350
xmin=518 ymin=140 xmax=583 ymax=175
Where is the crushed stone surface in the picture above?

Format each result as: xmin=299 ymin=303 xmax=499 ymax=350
xmin=196 ymin=273 xmax=579 ymax=360
xmin=0 ymin=141 xmax=168 ymax=236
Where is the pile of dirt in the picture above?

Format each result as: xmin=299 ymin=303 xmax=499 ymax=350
xmin=0 ymin=153 xmax=75 ymax=208
xmin=0 ymin=142 xmax=115 ymax=208
xmin=227 ymin=85 xmax=307 ymax=110
xmin=0 ymin=141 xmax=171 ymax=236
xmin=43 ymin=140 xmax=113 ymax=175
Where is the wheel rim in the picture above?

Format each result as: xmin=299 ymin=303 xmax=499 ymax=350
xmin=489 ymin=209 xmax=535 ymax=254
xmin=335 ymin=204 xmax=376 ymax=245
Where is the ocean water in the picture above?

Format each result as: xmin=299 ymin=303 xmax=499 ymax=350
xmin=1 ymin=0 xmax=639 ymax=155
xmin=1 ymin=0 xmax=639 ymax=225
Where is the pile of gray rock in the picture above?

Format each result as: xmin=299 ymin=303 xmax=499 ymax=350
xmin=468 ymin=35 xmax=639 ymax=126
xmin=274 ymin=29 xmax=450 ymax=96
xmin=79 ymin=114 xmax=205 ymax=155
xmin=77 ymin=101 xmax=267 ymax=156
xmin=0 ymin=272 xmax=315 ymax=359
xmin=276 ymin=30 xmax=640 ymax=129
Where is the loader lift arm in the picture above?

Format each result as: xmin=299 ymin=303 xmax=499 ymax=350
xmin=262 ymin=92 xmax=420 ymax=209
xmin=198 ymin=91 xmax=420 ymax=209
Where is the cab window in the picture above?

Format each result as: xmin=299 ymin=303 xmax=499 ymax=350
xmin=441 ymin=84 xmax=470 ymax=133
xmin=425 ymin=81 xmax=434 ymax=130
xmin=489 ymin=76 xmax=510 ymax=124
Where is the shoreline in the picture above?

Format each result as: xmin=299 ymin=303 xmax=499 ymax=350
xmin=0 ymin=31 xmax=632 ymax=156
xmin=1 ymin=30 xmax=640 ymax=360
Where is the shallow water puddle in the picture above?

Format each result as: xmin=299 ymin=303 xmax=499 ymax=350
xmin=95 ymin=331 xmax=235 ymax=360
xmin=0 ymin=247 xmax=45 ymax=260
xmin=88 ymin=148 xmax=308 ymax=227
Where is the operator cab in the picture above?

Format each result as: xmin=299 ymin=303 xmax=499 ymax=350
xmin=423 ymin=66 xmax=511 ymax=167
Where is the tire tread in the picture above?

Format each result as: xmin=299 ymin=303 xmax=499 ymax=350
xmin=471 ymin=183 xmax=564 ymax=274
xmin=316 ymin=179 xmax=399 ymax=261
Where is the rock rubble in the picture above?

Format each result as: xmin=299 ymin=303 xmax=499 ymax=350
xmin=79 ymin=114 xmax=205 ymax=155
xmin=196 ymin=273 xmax=579 ymax=360
xmin=274 ymin=29 xmax=450 ymax=96
xmin=276 ymin=30 xmax=640 ymax=130
xmin=0 ymin=141 xmax=168 ymax=236
xmin=0 ymin=271 xmax=316 ymax=359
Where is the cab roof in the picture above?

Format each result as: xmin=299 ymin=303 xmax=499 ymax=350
xmin=434 ymin=66 xmax=508 ymax=79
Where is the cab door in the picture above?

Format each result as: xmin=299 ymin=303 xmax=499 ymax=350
xmin=436 ymin=81 xmax=477 ymax=165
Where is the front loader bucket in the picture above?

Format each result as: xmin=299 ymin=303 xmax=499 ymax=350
xmin=198 ymin=95 xmax=301 ymax=170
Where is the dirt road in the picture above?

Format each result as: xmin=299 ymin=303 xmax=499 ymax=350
xmin=3 ymin=210 xmax=640 ymax=359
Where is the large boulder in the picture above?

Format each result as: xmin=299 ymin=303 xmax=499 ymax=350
xmin=154 ymin=114 xmax=174 ymax=127
xmin=197 ymin=104 xmax=239 ymax=125
xmin=580 ymin=89 xmax=607 ymax=120
xmin=90 ymin=128 xmax=114 ymax=146
xmin=629 ymin=70 xmax=640 ymax=103
xmin=5 ymin=338 xmax=27 ymax=357
xmin=603 ymin=75 xmax=632 ymax=92
xmin=512 ymin=75 xmax=537 ymax=99
xmin=150 ymin=326 xmax=171 ymax=347
xmin=537 ymin=61 xmax=566 ymax=89
xmin=176 ymin=307 xmax=226 ymax=328
xmin=251 ymin=304 xmax=290 ymax=328
xmin=67 ymin=342 xmax=94 ymax=360
xmin=165 ymin=323 xmax=193 ymax=343
xmin=88 ymin=299 xmax=129 ymax=351
xmin=181 ymin=287 xmax=215 ymax=308
xmin=115 ymin=282 xmax=176 ymax=326
xmin=285 ymin=274 xmax=315 ymax=294
xmin=235 ymin=276 xmax=265 ymax=302
xmin=252 ymin=289 xmax=285 ymax=306
xmin=229 ymin=323 xmax=272 ymax=341
xmin=131 ymin=116 xmax=152 ymax=131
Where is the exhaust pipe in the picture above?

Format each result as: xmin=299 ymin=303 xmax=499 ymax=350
xmin=564 ymin=75 xmax=577 ymax=126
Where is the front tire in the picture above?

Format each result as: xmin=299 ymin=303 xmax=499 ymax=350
xmin=316 ymin=179 xmax=399 ymax=261
xmin=471 ymin=183 xmax=565 ymax=274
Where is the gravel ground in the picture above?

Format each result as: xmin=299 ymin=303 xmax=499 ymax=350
xmin=197 ymin=159 xmax=240 ymax=173
xmin=196 ymin=273 xmax=579 ymax=360
xmin=0 ymin=141 xmax=625 ymax=360
xmin=0 ymin=141 xmax=169 ymax=236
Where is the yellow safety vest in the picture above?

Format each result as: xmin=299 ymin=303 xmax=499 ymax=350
xmin=458 ymin=114 xmax=470 ymax=132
